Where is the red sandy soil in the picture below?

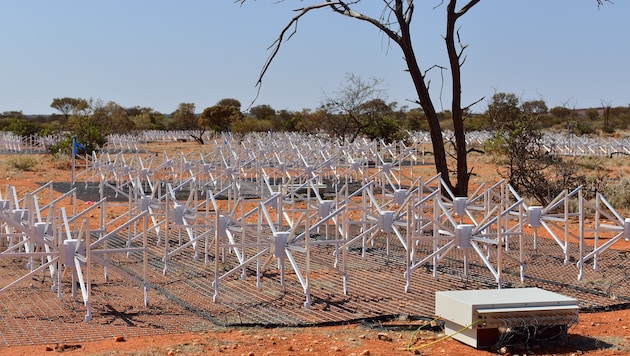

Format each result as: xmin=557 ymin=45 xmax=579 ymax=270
xmin=3 ymin=312 xmax=630 ymax=356
xmin=1 ymin=145 xmax=629 ymax=355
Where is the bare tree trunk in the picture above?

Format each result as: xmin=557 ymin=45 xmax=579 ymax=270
xmin=446 ymin=0 xmax=478 ymax=196
xmin=189 ymin=129 xmax=205 ymax=145
xmin=396 ymin=2 xmax=458 ymax=195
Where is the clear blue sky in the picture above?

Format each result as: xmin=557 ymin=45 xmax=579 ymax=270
xmin=1 ymin=1 xmax=627 ymax=115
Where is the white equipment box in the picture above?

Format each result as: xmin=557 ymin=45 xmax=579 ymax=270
xmin=435 ymin=288 xmax=579 ymax=349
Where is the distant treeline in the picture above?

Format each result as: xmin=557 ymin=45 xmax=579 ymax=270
xmin=2 ymin=96 xmax=630 ymax=149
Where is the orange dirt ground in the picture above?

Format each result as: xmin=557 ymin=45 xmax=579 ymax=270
xmin=1 ymin=143 xmax=629 ymax=355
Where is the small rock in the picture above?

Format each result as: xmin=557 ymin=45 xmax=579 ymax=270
xmin=498 ymin=346 xmax=509 ymax=354
xmin=45 ymin=346 xmax=54 ymax=351
xmin=358 ymin=334 xmax=366 ymax=339
xmin=167 ymin=351 xmax=175 ymax=356
xmin=115 ymin=336 xmax=125 ymax=342
xmin=54 ymin=344 xmax=81 ymax=352
xmin=330 ymin=345 xmax=341 ymax=352
xmin=359 ymin=350 xmax=371 ymax=356
xmin=377 ymin=332 xmax=392 ymax=342
xmin=287 ymin=345 xmax=294 ymax=351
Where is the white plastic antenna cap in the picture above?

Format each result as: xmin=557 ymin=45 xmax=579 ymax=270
xmin=455 ymin=224 xmax=473 ymax=249
xmin=271 ymin=232 xmax=289 ymax=258
xmin=218 ymin=215 xmax=228 ymax=238
xmin=173 ymin=204 xmax=185 ymax=225
xmin=527 ymin=206 xmax=543 ymax=227
xmin=395 ymin=189 xmax=407 ymax=206
xmin=319 ymin=201 xmax=333 ymax=218
xmin=454 ymin=197 xmax=467 ymax=217
xmin=379 ymin=211 xmax=395 ymax=233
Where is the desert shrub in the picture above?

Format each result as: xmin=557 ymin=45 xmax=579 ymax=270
xmin=364 ymin=116 xmax=408 ymax=144
xmin=2 ymin=117 xmax=42 ymax=137
xmin=599 ymin=179 xmax=630 ymax=211
xmin=602 ymin=125 xmax=616 ymax=135
xmin=231 ymin=117 xmax=273 ymax=134
xmin=483 ymin=133 xmax=506 ymax=156
xmin=464 ymin=114 xmax=489 ymax=131
xmin=48 ymin=119 xmax=107 ymax=156
xmin=50 ymin=151 xmax=72 ymax=170
xmin=580 ymin=158 xmax=610 ymax=198
xmin=485 ymin=93 xmax=573 ymax=205
xmin=574 ymin=121 xmax=594 ymax=135
xmin=7 ymin=156 xmax=38 ymax=171
xmin=534 ymin=157 xmax=586 ymax=205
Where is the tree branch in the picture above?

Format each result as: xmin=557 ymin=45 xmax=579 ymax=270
xmin=254 ymin=3 xmax=332 ymax=94
xmin=325 ymin=1 xmax=401 ymax=41
xmin=456 ymin=0 xmax=481 ymax=18
xmin=250 ymin=0 xmax=407 ymax=108
xmin=462 ymin=96 xmax=485 ymax=112
xmin=455 ymin=27 xmax=468 ymax=66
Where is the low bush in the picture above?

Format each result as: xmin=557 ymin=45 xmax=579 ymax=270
xmin=6 ymin=156 xmax=38 ymax=171
xmin=600 ymin=179 xmax=630 ymax=211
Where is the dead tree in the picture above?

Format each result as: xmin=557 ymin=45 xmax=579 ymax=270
xmin=240 ymin=0 xmax=611 ymax=196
